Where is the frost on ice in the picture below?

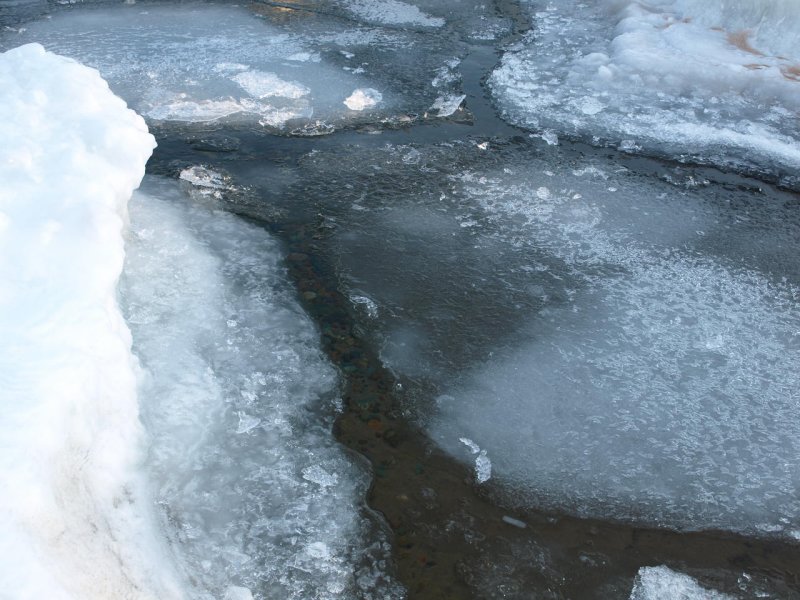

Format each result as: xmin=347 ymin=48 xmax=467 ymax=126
xmin=630 ymin=567 xmax=733 ymax=600
xmin=295 ymin=141 xmax=800 ymax=537
xmin=0 ymin=43 xmax=180 ymax=599
xmin=122 ymin=177 xmax=402 ymax=600
xmin=489 ymin=0 xmax=800 ymax=185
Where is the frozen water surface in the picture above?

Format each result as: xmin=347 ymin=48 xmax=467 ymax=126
xmin=490 ymin=0 xmax=800 ymax=186
xmin=0 ymin=1 xmax=470 ymax=131
xmin=289 ymin=140 xmax=800 ymax=536
xmin=121 ymin=176 xmax=401 ymax=599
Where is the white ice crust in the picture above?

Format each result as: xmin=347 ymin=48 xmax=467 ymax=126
xmin=340 ymin=0 xmax=445 ymax=27
xmin=490 ymin=0 xmax=800 ymax=180
xmin=630 ymin=566 xmax=732 ymax=600
xmin=0 ymin=43 xmax=181 ymax=599
xmin=122 ymin=177 xmax=401 ymax=599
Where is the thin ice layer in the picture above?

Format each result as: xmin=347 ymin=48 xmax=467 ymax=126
xmin=431 ymin=156 xmax=800 ymax=535
xmin=120 ymin=177 xmax=401 ymax=600
xmin=490 ymin=0 xmax=800 ymax=184
xmin=0 ymin=43 xmax=182 ymax=598
xmin=290 ymin=141 xmax=800 ymax=536
xmin=0 ymin=4 xmax=387 ymax=128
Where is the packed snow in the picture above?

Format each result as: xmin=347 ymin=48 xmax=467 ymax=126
xmin=0 ymin=42 xmax=180 ymax=599
xmin=490 ymin=0 xmax=800 ymax=184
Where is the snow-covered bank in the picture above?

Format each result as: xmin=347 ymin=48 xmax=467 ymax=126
xmin=0 ymin=43 xmax=179 ymax=598
xmin=490 ymin=0 xmax=800 ymax=185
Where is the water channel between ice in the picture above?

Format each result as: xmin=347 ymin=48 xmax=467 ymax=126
xmin=2 ymin=0 xmax=800 ymax=598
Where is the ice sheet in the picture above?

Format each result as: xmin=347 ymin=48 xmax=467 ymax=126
xmin=490 ymin=0 xmax=800 ymax=185
xmin=291 ymin=140 xmax=800 ymax=536
xmin=0 ymin=4 xmax=389 ymax=129
xmin=121 ymin=176 xmax=402 ymax=599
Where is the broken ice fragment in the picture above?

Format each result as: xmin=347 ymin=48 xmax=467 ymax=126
xmin=344 ymin=88 xmax=382 ymax=111
xmin=430 ymin=94 xmax=466 ymax=117
xmin=235 ymin=412 xmax=262 ymax=434
xmin=302 ymin=464 xmax=339 ymax=487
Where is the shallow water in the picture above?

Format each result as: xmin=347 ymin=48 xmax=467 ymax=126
xmin=3 ymin=0 xmax=800 ymax=597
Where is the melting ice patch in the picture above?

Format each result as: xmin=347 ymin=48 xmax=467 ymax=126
xmin=0 ymin=4 xmax=389 ymax=129
xmin=0 ymin=43 xmax=182 ymax=599
xmin=122 ymin=177 xmax=401 ymax=599
xmin=490 ymin=0 xmax=800 ymax=183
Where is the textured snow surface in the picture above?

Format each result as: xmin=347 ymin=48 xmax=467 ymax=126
xmin=630 ymin=566 xmax=732 ymax=600
xmin=121 ymin=177 xmax=402 ymax=600
xmin=0 ymin=43 xmax=181 ymax=599
xmin=490 ymin=0 xmax=800 ymax=184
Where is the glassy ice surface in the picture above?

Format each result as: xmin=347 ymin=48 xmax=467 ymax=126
xmin=0 ymin=1 xmax=469 ymax=131
xmin=489 ymin=0 xmax=800 ymax=186
xmin=121 ymin=176 xmax=400 ymax=599
xmin=289 ymin=140 xmax=800 ymax=536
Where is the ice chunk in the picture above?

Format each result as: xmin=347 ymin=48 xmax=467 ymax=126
xmin=224 ymin=586 xmax=254 ymax=600
xmin=344 ymin=87 xmax=383 ymax=110
xmin=490 ymin=0 xmax=800 ymax=183
xmin=232 ymin=70 xmax=310 ymax=100
xmin=0 ymin=43 xmax=183 ymax=598
xmin=475 ymin=450 xmax=492 ymax=484
xmin=0 ymin=5 xmax=388 ymax=130
xmin=180 ymin=166 xmax=228 ymax=190
xmin=430 ymin=93 xmax=465 ymax=117
xmin=630 ymin=566 xmax=732 ymax=600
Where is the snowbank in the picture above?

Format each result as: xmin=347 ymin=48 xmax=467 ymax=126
xmin=0 ymin=43 xmax=179 ymax=598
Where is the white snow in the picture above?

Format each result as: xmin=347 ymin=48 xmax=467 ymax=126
xmin=630 ymin=566 xmax=732 ymax=600
xmin=490 ymin=0 xmax=800 ymax=180
xmin=344 ymin=87 xmax=383 ymax=110
xmin=0 ymin=43 xmax=181 ymax=599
